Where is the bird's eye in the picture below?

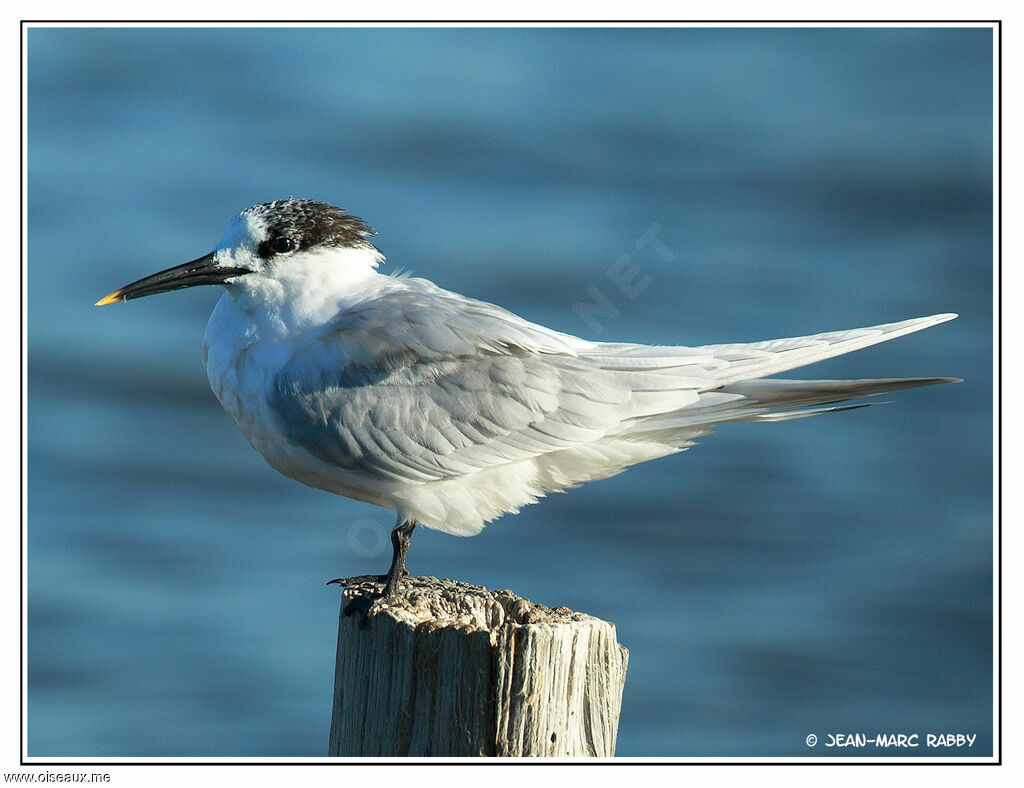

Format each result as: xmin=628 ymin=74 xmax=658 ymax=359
xmin=270 ymin=236 xmax=295 ymax=254
xmin=258 ymin=235 xmax=297 ymax=258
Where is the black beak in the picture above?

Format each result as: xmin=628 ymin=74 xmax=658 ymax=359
xmin=95 ymin=252 xmax=251 ymax=306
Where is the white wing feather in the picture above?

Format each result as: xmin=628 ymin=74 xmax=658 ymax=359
xmin=266 ymin=277 xmax=956 ymax=534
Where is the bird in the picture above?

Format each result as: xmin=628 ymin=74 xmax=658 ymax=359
xmin=96 ymin=198 xmax=958 ymax=598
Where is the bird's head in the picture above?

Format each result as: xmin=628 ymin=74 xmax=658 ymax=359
xmin=96 ymin=199 xmax=380 ymax=306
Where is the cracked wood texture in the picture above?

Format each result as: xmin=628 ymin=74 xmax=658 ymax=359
xmin=329 ymin=576 xmax=629 ymax=757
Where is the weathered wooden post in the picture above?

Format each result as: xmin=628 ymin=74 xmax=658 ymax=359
xmin=329 ymin=576 xmax=628 ymax=757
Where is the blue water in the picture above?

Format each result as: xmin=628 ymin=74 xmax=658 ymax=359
xmin=26 ymin=26 xmax=994 ymax=758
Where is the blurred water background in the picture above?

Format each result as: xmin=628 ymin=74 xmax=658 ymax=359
xmin=26 ymin=26 xmax=993 ymax=758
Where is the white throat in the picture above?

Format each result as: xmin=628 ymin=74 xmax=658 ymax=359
xmin=225 ymin=245 xmax=385 ymax=330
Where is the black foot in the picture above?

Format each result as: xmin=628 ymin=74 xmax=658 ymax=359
xmin=326 ymin=519 xmax=418 ymax=603
xmin=327 ymin=570 xmax=409 ymax=589
xmin=326 ymin=574 xmax=380 ymax=587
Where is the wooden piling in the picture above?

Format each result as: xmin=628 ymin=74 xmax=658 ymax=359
xmin=329 ymin=576 xmax=628 ymax=757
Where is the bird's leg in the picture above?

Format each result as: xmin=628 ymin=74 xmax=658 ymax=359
xmin=327 ymin=519 xmax=417 ymax=608
xmin=382 ymin=519 xmax=417 ymax=599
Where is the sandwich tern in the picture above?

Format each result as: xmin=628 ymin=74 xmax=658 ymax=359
xmin=97 ymin=199 xmax=958 ymax=598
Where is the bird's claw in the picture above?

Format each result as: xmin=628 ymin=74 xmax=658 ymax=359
xmin=326 ymin=570 xmax=409 ymax=588
xmin=326 ymin=574 xmax=384 ymax=587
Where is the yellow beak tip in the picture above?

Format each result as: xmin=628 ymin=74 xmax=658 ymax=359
xmin=95 ymin=291 xmax=124 ymax=306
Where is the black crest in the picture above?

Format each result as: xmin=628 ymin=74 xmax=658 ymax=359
xmin=247 ymin=199 xmax=377 ymax=258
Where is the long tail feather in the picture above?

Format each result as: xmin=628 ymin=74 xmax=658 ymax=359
xmin=618 ymin=376 xmax=959 ymax=441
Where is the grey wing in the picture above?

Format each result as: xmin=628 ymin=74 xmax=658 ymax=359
xmin=268 ymin=282 xmax=955 ymax=486
xmin=266 ymin=283 xmax=712 ymax=484
xmin=679 ymin=313 xmax=958 ymax=385
xmin=337 ymin=277 xmax=585 ymax=358
xmin=594 ymin=314 xmax=959 ymax=436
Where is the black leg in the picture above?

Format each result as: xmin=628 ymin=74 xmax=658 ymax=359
xmin=327 ymin=519 xmax=418 ymax=605
xmin=382 ymin=519 xmax=417 ymax=599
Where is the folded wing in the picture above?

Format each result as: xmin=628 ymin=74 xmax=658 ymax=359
xmin=266 ymin=280 xmax=955 ymax=528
